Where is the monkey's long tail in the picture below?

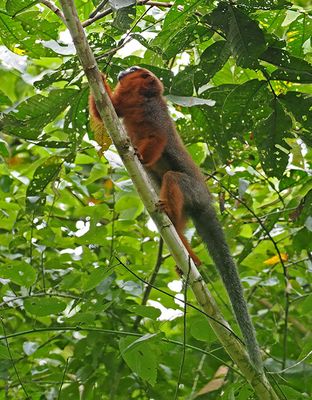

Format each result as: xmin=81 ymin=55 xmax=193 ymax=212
xmin=192 ymin=204 xmax=263 ymax=372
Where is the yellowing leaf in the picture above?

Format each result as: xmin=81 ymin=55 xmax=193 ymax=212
xmin=196 ymin=366 xmax=229 ymax=396
xmin=13 ymin=47 xmax=26 ymax=55
xmin=90 ymin=115 xmax=112 ymax=155
xmin=264 ymin=253 xmax=288 ymax=266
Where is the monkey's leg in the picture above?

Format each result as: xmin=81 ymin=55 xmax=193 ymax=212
xmin=158 ymin=171 xmax=201 ymax=266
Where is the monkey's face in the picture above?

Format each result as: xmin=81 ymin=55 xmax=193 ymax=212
xmin=117 ymin=66 xmax=164 ymax=97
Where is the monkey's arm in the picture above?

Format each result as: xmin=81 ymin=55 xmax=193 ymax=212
xmin=135 ymin=134 xmax=167 ymax=167
xmin=89 ymin=74 xmax=122 ymax=121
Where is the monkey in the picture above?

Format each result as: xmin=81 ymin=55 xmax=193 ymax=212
xmin=89 ymin=66 xmax=263 ymax=371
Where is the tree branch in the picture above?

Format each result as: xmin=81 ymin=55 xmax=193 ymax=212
xmin=40 ymin=0 xmax=66 ymax=25
xmin=58 ymin=1 xmax=280 ymax=398
xmin=82 ymin=0 xmax=172 ymax=27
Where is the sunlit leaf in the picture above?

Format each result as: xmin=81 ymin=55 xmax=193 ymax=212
xmin=24 ymin=297 xmax=67 ymax=316
xmin=254 ymin=100 xmax=292 ymax=177
xmin=0 ymin=261 xmax=36 ymax=287
xmin=260 ymin=47 xmax=312 ymax=83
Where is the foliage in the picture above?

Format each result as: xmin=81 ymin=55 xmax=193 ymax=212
xmin=0 ymin=0 xmax=311 ymax=399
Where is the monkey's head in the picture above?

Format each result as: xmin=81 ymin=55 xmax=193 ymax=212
xmin=117 ymin=66 xmax=164 ymax=97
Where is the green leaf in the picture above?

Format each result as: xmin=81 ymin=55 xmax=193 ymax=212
xmin=82 ymin=266 xmax=115 ymax=292
xmin=190 ymin=316 xmax=216 ymax=342
xmin=24 ymin=297 xmax=67 ymax=316
xmin=65 ymin=87 xmax=89 ymax=132
xmin=0 ymin=344 xmax=11 ymax=360
xmin=227 ymin=5 xmax=267 ymax=68
xmin=170 ymin=66 xmax=194 ymax=96
xmin=0 ymin=12 xmax=53 ymax=57
xmin=254 ymin=100 xmax=292 ymax=177
xmin=0 ymin=139 xmax=9 ymax=157
xmin=1 ymin=89 xmax=78 ymax=139
xmin=76 ymin=225 xmax=108 ymax=246
xmin=112 ymin=6 xmax=135 ymax=31
xmin=194 ymin=41 xmax=231 ymax=90
xmin=280 ymin=92 xmax=312 ymax=131
xmin=163 ymin=0 xmax=203 ymax=30
xmin=0 ymin=90 xmax=12 ymax=108
xmin=0 ymin=260 xmax=36 ymax=287
xmin=190 ymin=85 xmax=236 ymax=161
xmin=119 ymin=335 xmax=158 ymax=385
xmin=27 ymin=156 xmax=63 ymax=197
xmin=236 ymin=0 xmax=291 ymax=10
xmin=152 ymin=22 xmax=210 ymax=60
xmin=222 ymin=79 xmax=273 ymax=136
xmin=6 ymin=0 xmax=39 ymax=16
xmin=115 ymin=195 xmax=144 ymax=220
xmin=209 ymin=3 xmax=267 ymax=69
xmin=278 ymin=385 xmax=309 ymax=400
xmin=128 ymin=305 xmax=161 ymax=320
xmin=17 ymin=11 xmax=60 ymax=41
xmin=287 ymin=14 xmax=312 ymax=58
xmin=260 ymin=47 xmax=312 ymax=83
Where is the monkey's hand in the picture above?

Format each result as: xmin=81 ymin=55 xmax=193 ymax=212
xmin=156 ymin=199 xmax=169 ymax=213
xmin=133 ymin=146 xmax=144 ymax=163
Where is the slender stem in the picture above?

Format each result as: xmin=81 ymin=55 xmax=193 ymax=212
xmin=41 ymin=0 xmax=66 ymax=24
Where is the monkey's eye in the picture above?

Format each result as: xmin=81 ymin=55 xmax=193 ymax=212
xmin=141 ymin=73 xmax=149 ymax=79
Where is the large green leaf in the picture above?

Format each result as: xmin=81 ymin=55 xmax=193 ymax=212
xmin=24 ymin=297 xmax=67 ymax=316
xmin=163 ymin=0 xmax=204 ymax=30
xmin=254 ymin=100 xmax=292 ymax=177
xmin=119 ymin=335 xmax=158 ymax=385
xmin=0 ymin=12 xmax=53 ymax=57
xmin=112 ymin=5 xmax=135 ymax=31
xmin=6 ymin=0 xmax=39 ymax=16
xmin=287 ymin=14 xmax=312 ymax=58
xmin=260 ymin=47 xmax=312 ymax=83
xmin=227 ymin=5 xmax=267 ymax=68
xmin=280 ymin=92 xmax=312 ymax=131
xmin=151 ymin=21 xmax=210 ymax=60
xmin=194 ymin=40 xmax=231 ymax=90
xmin=221 ymin=79 xmax=273 ymax=136
xmin=1 ymin=89 xmax=78 ymax=139
xmin=236 ymin=0 xmax=291 ymax=9
xmin=26 ymin=156 xmax=63 ymax=197
xmin=208 ymin=2 xmax=267 ymax=69
xmin=0 ymin=260 xmax=36 ymax=287
xmin=190 ymin=84 xmax=237 ymax=160
xmin=17 ymin=11 xmax=60 ymax=41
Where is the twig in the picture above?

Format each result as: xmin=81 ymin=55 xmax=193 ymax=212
xmin=88 ymin=0 xmax=109 ymax=19
xmin=116 ymin=256 xmax=242 ymax=341
xmin=82 ymin=0 xmax=171 ymax=27
xmin=175 ymin=259 xmax=191 ymax=400
xmin=57 ymin=357 xmax=70 ymax=399
xmin=0 ymin=318 xmax=30 ymax=399
xmin=268 ymin=350 xmax=312 ymax=375
xmin=133 ymin=238 xmax=164 ymax=330
xmin=41 ymin=0 xmax=66 ymax=24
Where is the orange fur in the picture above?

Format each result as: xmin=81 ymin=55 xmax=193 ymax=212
xmin=89 ymin=67 xmax=203 ymax=266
